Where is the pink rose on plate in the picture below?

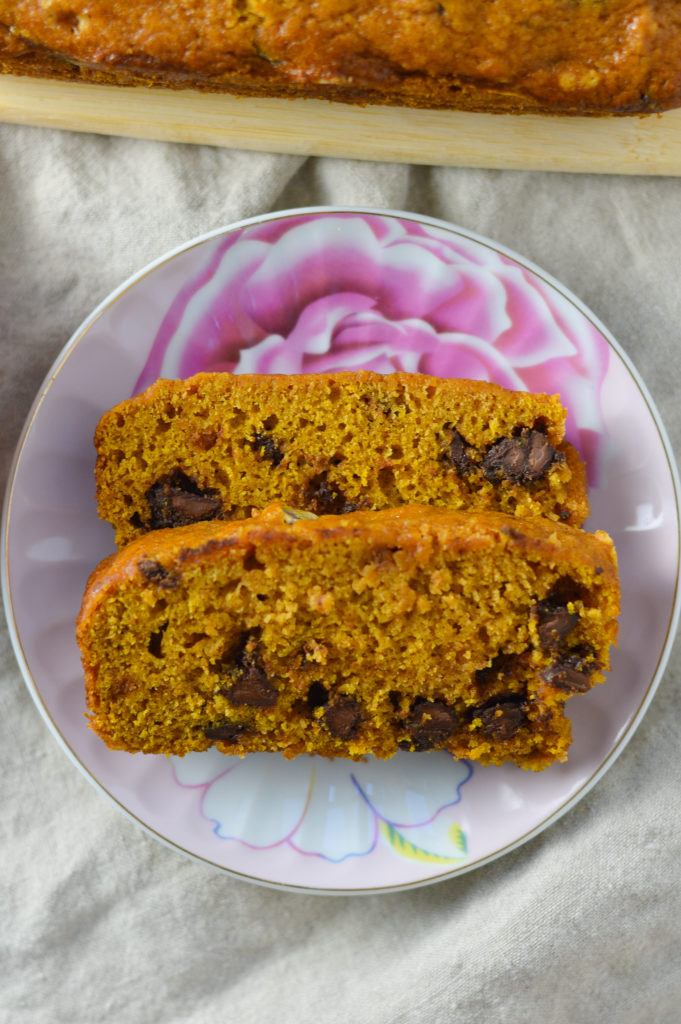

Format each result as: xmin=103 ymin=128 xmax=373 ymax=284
xmin=136 ymin=211 xmax=609 ymax=481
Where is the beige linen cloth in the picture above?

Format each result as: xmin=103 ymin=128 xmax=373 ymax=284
xmin=1 ymin=123 xmax=680 ymax=1024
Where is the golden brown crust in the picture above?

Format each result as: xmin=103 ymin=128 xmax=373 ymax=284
xmin=2 ymin=0 xmax=681 ymax=114
xmin=77 ymin=502 xmax=620 ymax=769
xmin=79 ymin=501 xmax=618 ymax=613
xmin=93 ymin=371 xmax=590 ymax=546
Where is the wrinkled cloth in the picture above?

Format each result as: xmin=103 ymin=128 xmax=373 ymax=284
xmin=2 ymin=123 xmax=680 ymax=1024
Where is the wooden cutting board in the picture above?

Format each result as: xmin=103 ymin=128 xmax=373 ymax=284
xmin=2 ymin=72 xmax=680 ymax=174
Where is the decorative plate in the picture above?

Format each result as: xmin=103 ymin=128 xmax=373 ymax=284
xmin=3 ymin=207 xmax=679 ymax=894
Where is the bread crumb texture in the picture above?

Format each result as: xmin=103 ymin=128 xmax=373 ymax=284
xmin=77 ymin=502 xmax=620 ymax=770
xmin=94 ymin=371 xmax=589 ymax=547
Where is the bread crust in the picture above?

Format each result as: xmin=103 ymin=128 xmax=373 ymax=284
xmin=1 ymin=0 xmax=680 ymax=114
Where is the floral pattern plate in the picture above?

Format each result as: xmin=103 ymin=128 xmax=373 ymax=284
xmin=3 ymin=207 xmax=680 ymax=894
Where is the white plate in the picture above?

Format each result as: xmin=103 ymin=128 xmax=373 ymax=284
xmin=3 ymin=207 xmax=679 ymax=894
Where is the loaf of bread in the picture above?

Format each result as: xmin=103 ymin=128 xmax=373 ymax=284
xmin=76 ymin=502 xmax=619 ymax=770
xmin=1 ymin=0 xmax=680 ymax=115
xmin=94 ymin=371 xmax=589 ymax=547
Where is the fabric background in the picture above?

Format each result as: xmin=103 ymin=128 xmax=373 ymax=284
xmin=2 ymin=124 xmax=680 ymax=1024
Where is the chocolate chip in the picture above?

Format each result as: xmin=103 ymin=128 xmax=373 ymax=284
xmin=220 ymin=636 xmax=278 ymax=707
xmin=204 ymin=721 xmax=247 ymax=743
xmin=324 ymin=695 xmax=362 ymax=740
xmin=534 ymin=601 xmax=578 ymax=649
xmin=222 ymin=672 xmax=278 ymax=707
xmin=443 ymin=428 xmax=475 ymax=476
xmin=138 ymin=558 xmax=178 ymax=588
xmin=481 ymin=429 xmax=564 ymax=485
xmin=405 ymin=699 xmax=459 ymax=751
xmin=546 ymin=575 xmax=586 ymax=607
xmin=474 ymin=696 xmax=528 ymax=740
xmin=146 ymin=469 xmax=222 ymax=530
xmin=540 ymin=653 xmax=595 ymax=693
xmin=303 ymin=471 xmax=358 ymax=516
xmin=250 ymin=432 xmax=284 ymax=467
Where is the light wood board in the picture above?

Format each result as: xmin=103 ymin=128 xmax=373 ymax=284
xmin=1 ymin=73 xmax=680 ymax=174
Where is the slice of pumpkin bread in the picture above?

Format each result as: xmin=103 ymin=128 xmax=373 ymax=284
xmin=94 ymin=371 xmax=589 ymax=547
xmin=77 ymin=503 xmax=618 ymax=770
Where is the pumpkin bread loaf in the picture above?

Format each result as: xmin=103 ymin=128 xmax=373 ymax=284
xmin=77 ymin=502 xmax=619 ymax=770
xmin=1 ymin=0 xmax=681 ymax=115
xmin=94 ymin=371 xmax=589 ymax=547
